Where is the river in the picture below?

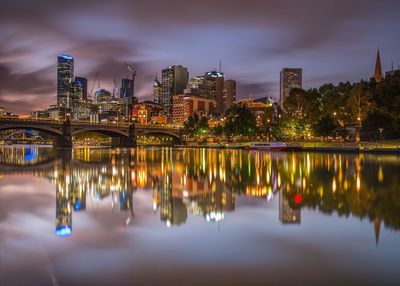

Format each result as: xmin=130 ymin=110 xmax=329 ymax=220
xmin=1 ymin=146 xmax=400 ymax=285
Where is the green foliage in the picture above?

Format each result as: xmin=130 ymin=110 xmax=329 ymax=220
xmin=224 ymin=103 xmax=258 ymax=137
xmin=279 ymin=72 xmax=400 ymax=139
xmin=314 ymin=115 xmax=336 ymax=137
xmin=362 ymin=109 xmax=397 ymax=139
xmin=270 ymin=115 xmax=312 ymax=141
xmin=183 ymin=113 xmax=208 ymax=136
xmin=212 ymin=124 xmax=224 ymax=136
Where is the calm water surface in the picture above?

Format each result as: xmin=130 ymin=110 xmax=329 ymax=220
xmin=1 ymin=146 xmax=400 ymax=285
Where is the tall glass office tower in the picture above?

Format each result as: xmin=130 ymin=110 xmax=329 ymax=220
xmin=57 ymin=55 xmax=74 ymax=107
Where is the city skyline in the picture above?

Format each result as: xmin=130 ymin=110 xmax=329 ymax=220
xmin=1 ymin=0 xmax=400 ymax=114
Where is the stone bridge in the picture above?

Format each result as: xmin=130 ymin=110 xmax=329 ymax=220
xmin=0 ymin=117 xmax=183 ymax=148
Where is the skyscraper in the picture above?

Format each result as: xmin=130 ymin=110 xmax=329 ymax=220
xmin=279 ymin=68 xmax=302 ymax=108
xmin=153 ymin=76 xmax=162 ymax=104
xmin=161 ymin=65 xmax=189 ymax=118
xmin=75 ymin=77 xmax=88 ymax=101
xmin=204 ymin=71 xmax=224 ymax=114
xmin=374 ymin=50 xmax=383 ymax=83
xmin=223 ymin=79 xmax=236 ymax=112
xmin=184 ymin=71 xmax=235 ymax=114
xmin=120 ymin=78 xmax=134 ymax=100
xmin=57 ymin=55 xmax=74 ymax=107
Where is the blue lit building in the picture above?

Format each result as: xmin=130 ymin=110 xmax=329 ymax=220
xmin=75 ymin=76 xmax=88 ymax=101
xmin=57 ymin=55 xmax=74 ymax=108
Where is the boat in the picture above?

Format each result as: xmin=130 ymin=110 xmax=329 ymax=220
xmin=247 ymin=142 xmax=288 ymax=151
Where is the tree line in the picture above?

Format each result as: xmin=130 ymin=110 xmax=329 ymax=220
xmin=183 ymin=71 xmax=400 ymax=141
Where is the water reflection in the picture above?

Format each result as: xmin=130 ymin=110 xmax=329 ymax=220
xmin=1 ymin=146 xmax=399 ymax=242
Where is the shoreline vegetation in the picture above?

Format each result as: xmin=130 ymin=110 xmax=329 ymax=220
xmin=2 ymin=141 xmax=400 ymax=154
xmin=175 ymin=141 xmax=400 ymax=154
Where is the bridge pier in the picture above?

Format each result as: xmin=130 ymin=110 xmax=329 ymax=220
xmin=111 ymin=136 xmax=136 ymax=148
xmin=53 ymin=119 xmax=72 ymax=148
xmin=111 ymin=124 xmax=136 ymax=148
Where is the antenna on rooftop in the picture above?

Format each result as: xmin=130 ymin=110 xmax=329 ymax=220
xmin=219 ymin=60 xmax=222 ymax=73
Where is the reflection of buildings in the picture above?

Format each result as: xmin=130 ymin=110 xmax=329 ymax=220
xmin=55 ymin=152 xmax=73 ymax=236
xmin=279 ymin=189 xmax=301 ymax=224
xmin=2 ymin=146 xmax=399 ymax=244
xmin=52 ymin=149 xmax=136 ymax=236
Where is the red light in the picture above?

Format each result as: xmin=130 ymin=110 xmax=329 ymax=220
xmin=294 ymin=194 xmax=302 ymax=204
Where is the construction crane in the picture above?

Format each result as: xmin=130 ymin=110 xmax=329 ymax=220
xmin=123 ymin=63 xmax=137 ymax=123
xmin=89 ymin=72 xmax=99 ymax=99
xmin=124 ymin=62 xmax=136 ymax=80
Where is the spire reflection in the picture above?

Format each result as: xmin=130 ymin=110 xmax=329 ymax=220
xmin=0 ymin=146 xmax=399 ymax=245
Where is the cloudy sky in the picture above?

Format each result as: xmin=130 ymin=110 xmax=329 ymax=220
xmin=0 ymin=0 xmax=399 ymax=114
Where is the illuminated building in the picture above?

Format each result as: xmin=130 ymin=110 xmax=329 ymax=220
xmin=120 ymin=78 xmax=134 ymax=100
xmin=238 ymin=98 xmax=269 ymax=127
xmin=75 ymin=77 xmax=88 ymax=101
xmin=57 ymin=54 xmax=74 ymax=108
xmin=95 ymin=88 xmax=112 ymax=103
xmin=135 ymin=104 xmax=150 ymax=124
xmin=132 ymin=101 xmax=163 ymax=124
xmin=151 ymin=114 xmax=167 ymax=125
xmin=47 ymin=104 xmax=62 ymax=119
xmin=172 ymin=95 xmax=185 ymax=123
xmin=279 ymin=68 xmax=302 ymax=108
xmin=172 ymin=95 xmax=216 ymax=123
xmin=279 ymin=189 xmax=301 ymax=224
xmin=184 ymin=71 xmax=235 ymax=114
xmin=153 ymin=76 xmax=162 ymax=104
xmin=30 ymin=110 xmax=49 ymax=119
xmin=204 ymin=71 xmax=224 ymax=114
xmin=0 ymin=106 xmax=4 ymax=116
xmin=161 ymin=65 xmax=189 ymax=119
xmin=223 ymin=79 xmax=236 ymax=112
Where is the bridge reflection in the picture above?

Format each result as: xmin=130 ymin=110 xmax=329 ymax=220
xmin=1 ymin=146 xmax=399 ymax=244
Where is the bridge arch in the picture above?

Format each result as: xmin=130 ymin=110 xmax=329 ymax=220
xmin=0 ymin=124 xmax=62 ymax=136
xmin=71 ymin=127 xmax=129 ymax=138
xmin=136 ymin=131 xmax=183 ymax=144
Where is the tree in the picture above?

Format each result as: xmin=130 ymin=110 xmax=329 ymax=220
xmin=362 ymin=109 xmax=397 ymax=139
xmin=224 ymin=103 xmax=257 ymax=138
xmin=314 ymin=115 xmax=336 ymax=138
xmin=347 ymin=82 xmax=373 ymax=124
xmin=183 ymin=113 xmax=209 ymax=137
xmin=270 ymin=115 xmax=312 ymax=141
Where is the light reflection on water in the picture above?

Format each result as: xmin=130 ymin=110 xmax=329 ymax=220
xmin=1 ymin=145 xmax=400 ymax=285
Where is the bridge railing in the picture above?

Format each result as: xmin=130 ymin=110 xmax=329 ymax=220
xmin=0 ymin=116 xmax=183 ymax=132
xmin=0 ymin=116 xmax=62 ymax=124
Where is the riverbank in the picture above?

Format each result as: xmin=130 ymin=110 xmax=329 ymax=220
xmin=176 ymin=141 xmax=400 ymax=154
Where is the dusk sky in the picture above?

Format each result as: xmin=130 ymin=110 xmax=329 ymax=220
xmin=0 ymin=0 xmax=399 ymax=114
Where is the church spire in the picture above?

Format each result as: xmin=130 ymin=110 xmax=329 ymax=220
xmin=374 ymin=49 xmax=383 ymax=83
xmin=374 ymin=218 xmax=381 ymax=247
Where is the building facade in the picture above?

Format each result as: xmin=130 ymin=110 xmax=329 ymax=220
xmin=153 ymin=77 xmax=162 ymax=104
xmin=161 ymin=65 xmax=189 ymax=119
xmin=75 ymin=77 xmax=88 ymax=101
xmin=120 ymin=78 xmax=134 ymax=100
xmin=184 ymin=71 xmax=235 ymax=114
xmin=172 ymin=95 xmax=216 ymax=124
xmin=57 ymin=55 xmax=74 ymax=108
xmin=223 ymin=79 xmax=236 ymax=112
xmin=279 ymin=68 xmax=302 ymax=108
